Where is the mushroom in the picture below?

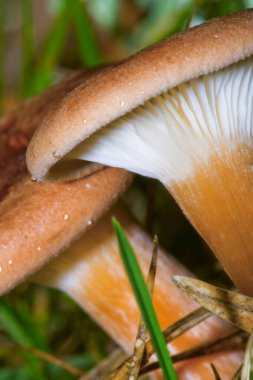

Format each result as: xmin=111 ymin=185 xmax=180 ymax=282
xmin=0 ymin=68 xmax=240 ymax=378
xmin=0 ymin=69 xmax=131 ymax=293
xmin=27 ymin=9 xmax=253 ymax=296
xmin=0 ymin=70 xmax=236 ymax=377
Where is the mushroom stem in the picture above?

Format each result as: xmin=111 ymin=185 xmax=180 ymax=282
xmin=176 ymin=351 xmax=243 ymax=380
xmin=170 ymin=144 xmax=253 ymax=296
xmin=33 ymin=205 xmax=232 ymax=357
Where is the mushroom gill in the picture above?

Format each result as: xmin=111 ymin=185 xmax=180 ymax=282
xmin=64 ymin=58 xmax=253 ymax=183
xmin=62 ymin=58 xmax=253 ymax=295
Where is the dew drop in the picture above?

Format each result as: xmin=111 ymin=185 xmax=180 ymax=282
xmin=31 ymin=177 xmax=38 ymax=182
xmin=37 ymin=246 xmax=41 ymax=251
xmin=87 ymin=219 xmax=93 ymax=226
xmin=121 ymin=101 xmax=125 ymax=107
xmin=214 ymin=34 xmax=219 ymax=39
xmin=83 ymin=119 xmax=87 ymax=124
xmin=84 ymin=183 xmax=92 ymax=189
xmin=64 ymin=214 xmax=69 ymax=221
xmin=8 ymin=260 xmax=12 ymax=265
xmin=0 ymin=266 xmax=3 ymax=272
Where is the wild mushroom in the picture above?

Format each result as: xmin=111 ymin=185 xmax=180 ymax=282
xmin=27 ymin=9 xmax=253 ymax=296
xmin=0 ymin=71 xmax=234 ymax=376
xmin=0 ymin=69 xmax=131 ymax=292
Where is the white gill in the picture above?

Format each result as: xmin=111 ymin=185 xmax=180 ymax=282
xmin=65 ymin=58 xmax=253 ymax=184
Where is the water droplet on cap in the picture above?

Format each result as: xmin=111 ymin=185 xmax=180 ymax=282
xmin=64 ymin=214 xmax=69 ymax=221
xmin=214 ymin=34 xmax=219 ymax=39
xmin=31 ymin=177 xmax=38 ymax=182
xmin=121 ymin=101 xmax=125 ymax=107
xmin=84 ymin=183 xmax=92 ymax=189
xmin=37 ymin=246 xmax=41 ymax=251
xmin=8 ymin=260 xmax=12 ymax=265
xmin=87 ymin=220 xmax=93 ymax=226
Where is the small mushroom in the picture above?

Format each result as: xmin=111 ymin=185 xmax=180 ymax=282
xmin=0 ymin=69 xmax=132 ymax=293
xmin=27 ymin=9 xmax=253 ymax=295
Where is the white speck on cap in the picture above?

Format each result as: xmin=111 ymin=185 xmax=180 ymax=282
xmin=63 ymin=214 xmax=69 ymax=221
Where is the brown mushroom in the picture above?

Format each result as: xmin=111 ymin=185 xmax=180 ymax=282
xmin=27 ymin=9 xmax=253 ymax=296
xmin=0 ymin=68 xmax=130 ymax=293
xmin=0 ymin=70 xmax=241 ymax=378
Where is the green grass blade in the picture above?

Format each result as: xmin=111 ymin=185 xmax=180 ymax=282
xmin=112 ymin=218 xmax=177 ymax=380
xmin=68 ymin=0 xmax=103 ymax=67
xmin=31 ymin=0 xmax=69 ymax=94
xmin=0 ymin=300 xmax=47 ymax=380
xmin=20 ymin=0 xmax=34 ymax=98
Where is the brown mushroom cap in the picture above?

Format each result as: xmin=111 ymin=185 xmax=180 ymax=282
xmin=0 ymin=168 xmax=131 ymax=294
xmin=27 ymin=9 xmax=253 ymax=181
xmin=0 ymin=70 xmax=132 ymax=294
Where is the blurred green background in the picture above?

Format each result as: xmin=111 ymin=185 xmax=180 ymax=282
xmin=0 ymin=0 xmax=251 ymax=378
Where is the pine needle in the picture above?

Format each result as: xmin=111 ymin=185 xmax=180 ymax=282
xmin=210 ymin=363 xmax=222 ymax=380
xmin=241 ymin=331 xmax=253 ymax=380
xmin=173 ymin=276 xmax=253 ymax=332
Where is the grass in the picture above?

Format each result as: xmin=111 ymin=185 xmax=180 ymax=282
xmin=112 ymin=218 xmax=177 ymax=380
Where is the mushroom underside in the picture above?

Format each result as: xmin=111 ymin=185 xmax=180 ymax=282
xmin=50 ymin=57 xmax=253 ymax=295
xmin=52 ymin=57 xmax=253 ymax=184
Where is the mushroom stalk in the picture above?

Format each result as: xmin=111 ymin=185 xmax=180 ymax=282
xmin=33 ymin=205 xmax=242 ymax=378
xmin=177 ymin=351 xmax=243 ymax=380
xmin=170 ymin=144 xmax=253 ymax=296
xmin=34 ymin=205 xmax=230 ymax=355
